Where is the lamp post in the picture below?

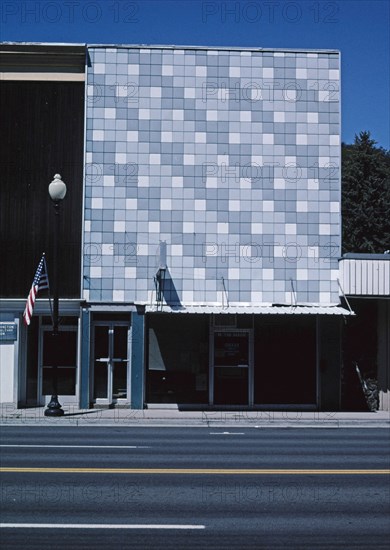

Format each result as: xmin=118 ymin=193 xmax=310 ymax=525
xmin=44 ymin=174 xmax=67 ymax=417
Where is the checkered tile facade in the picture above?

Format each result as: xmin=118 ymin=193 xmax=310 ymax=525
xmin=83 ymin=46 xmax=340 ymax=305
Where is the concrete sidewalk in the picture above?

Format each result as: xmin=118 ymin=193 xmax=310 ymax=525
xmin=0 ymin=405 xmax=389 ymax=428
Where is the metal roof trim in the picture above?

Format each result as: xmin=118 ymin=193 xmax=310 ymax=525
xmin=146 ymin=305 xmax=354 ymax=315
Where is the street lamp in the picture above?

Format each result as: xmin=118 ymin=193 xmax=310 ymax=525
xmin=44 ymin=174 xmax=67 ymax=417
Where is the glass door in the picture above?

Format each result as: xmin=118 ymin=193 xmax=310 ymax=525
xmin=93 ymin=323 xmax=129 ymax=406
xmin=211 ymin=329 xmax=253 ymax=406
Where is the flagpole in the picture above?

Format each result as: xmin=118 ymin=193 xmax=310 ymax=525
xmin=43 ymin=254 xmax=54 ymax=328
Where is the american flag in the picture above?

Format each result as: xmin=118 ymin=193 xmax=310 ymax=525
xmin=23 ymin=255 xmax=50 ymax=326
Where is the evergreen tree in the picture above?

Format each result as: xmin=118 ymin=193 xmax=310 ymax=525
xmin=342 ymin=131 xmax=390 ymax=253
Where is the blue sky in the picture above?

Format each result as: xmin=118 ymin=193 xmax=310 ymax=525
xmin=1 ymin=0 xmax=389 ymax=149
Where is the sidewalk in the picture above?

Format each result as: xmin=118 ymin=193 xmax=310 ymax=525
xmin=1 ymin=404 xmax=389 ymax=428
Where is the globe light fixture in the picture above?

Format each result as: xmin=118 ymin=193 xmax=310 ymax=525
xmin=48 ymin=173 xmax=67 ymax=202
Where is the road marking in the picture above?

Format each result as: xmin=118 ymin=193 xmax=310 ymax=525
xmin=0 ymin=445 xmax=151 ymax=449
xmin=0 ymin=523 xmax=205 ymax=530
xmin=210 ymin=432 xmax=245 ymax=435
xmin=1 ymin=467 xmax=389 ymax=475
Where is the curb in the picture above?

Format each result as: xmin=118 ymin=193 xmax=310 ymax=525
xmin=1 ymin=407 xmax=389 ymax=428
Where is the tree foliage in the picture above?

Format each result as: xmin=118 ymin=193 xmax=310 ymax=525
xmin=342 ymin=131 xmax=390 ymax=253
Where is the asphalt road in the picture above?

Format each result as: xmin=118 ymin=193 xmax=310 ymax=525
xmin=1 ymin=427 xmax=389 ymax=549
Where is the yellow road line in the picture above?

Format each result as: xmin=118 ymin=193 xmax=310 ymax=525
xmin=1 ymin=467 xmax=389 ymax=475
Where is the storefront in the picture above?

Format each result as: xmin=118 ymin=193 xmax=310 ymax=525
xmin=144 ymin=307 xmax=350 ymax=410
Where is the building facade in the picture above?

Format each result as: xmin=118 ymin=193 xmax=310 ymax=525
xmin=339 ymin=254 xmax=390 ymax=411
xmin=1 ymin=43 xmax=357 ymax=411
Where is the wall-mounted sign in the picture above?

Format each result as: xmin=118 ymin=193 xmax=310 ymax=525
xmin=0 ymin=322 xmax=17 ymax=341
xmin=214 ymin=331 xmax=249 ymax=366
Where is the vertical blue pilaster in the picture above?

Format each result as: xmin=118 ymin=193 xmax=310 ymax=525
xmin=80 ymin=308 xmax=90 ymax=409
xmin=131 ymin=311 xmax=145 ymax=409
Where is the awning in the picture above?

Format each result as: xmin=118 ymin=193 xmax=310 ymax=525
xmin=145 ymin=304 xmax=354 ymax=315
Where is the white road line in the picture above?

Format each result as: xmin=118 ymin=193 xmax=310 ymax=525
xmin=209 ymin=432 xmax=245 ymax=435
xmin=0 ymin=523 xmax=205 ymax=530
xmin=0 ymin=445 xmax=151 ymax=449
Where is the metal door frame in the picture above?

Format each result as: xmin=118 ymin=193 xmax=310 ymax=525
xmin=91 ymin=321 xmax=130 ymax=407
xmin=209 ymin=327 xmax=254 ymax=407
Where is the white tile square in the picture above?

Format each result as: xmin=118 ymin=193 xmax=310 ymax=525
xmin=161 ymin=131 xmax=173 ymax=142
xmin=228 ymin=268 xmax=240 ymax=279
xmin=115 ymin=153 xmax=127 ymax=163
xmin=113 ymin=290 xmax=124 ymax=301
xmin=184 ymin=154 xmax=195 ymax=164
xmin=92 ymin=130 xmax=104 ymax=141
xmin=150 ymin=154 xmax=161 ymax=164
xmin=194 ymin=268 xmax=205 ymax=279
xmin=172 ymin=176 xmax=183 ymax=187
xmin=114 ymin=221 xmax=126 ymax=232
xmin=94 ymin=63 xmax=105 ymax=74
xmin=172 ymin=110 xmax=184 ymax=120
xmin=263 ymin=201 xmax=274 ymax=212
xmin=160 ymin=198 xmax=172 ymax=210
xmin=307 ymin=112 xmax=319 ymax=123
xmin=229 ymin=133 xmax=240 ymax=144
xmin=138 ymin=176 xmax=149 ymax=187
xmin=148 ymin=221 xmax=160 ymax=233
xmin=251 ymin=223 xmax=263 ymax=234
xmin=128 ymin=65 xmax=139 ymax=75
xmin=162 ymin=65 xmax=174 ymax=76
xmin=195 ymin=200 xmax=206 ymax=211
xmin=285 ymin=224 xmax=297 ymax=235
xmin=319 ymin=224 xmax=331 ymax=234
xmin=150 ymin=87 xmax=162 ymax=98
xmin=297 ymin=201 xmax=308 ymax=212
xmin=196 ymin=66 xmax=207 ymax=77
xmin=229 ymin=66 xmax=240 ymax=77
xmin=90 ymin=266 xmax=101 ymax=277
xmin=184 ymin=87 xmax=196 ymax=98
xmin=239 ymin=178 xmax=251 ymax=189
xmin=125 ymin=267 xmax=137 ymax=278
xmin=103 ymin=176 xmax=115 ymax=187
xmin=206 ymin=177 xmax=218 ymax=188
xmin=296 ymin=135 xmax=308 ymax=145
xmin=207 ymin=110 xmax=218 ymax=121
xmin=263 ymin=269 xmax=274 ymax=280
xmin=171 ymin=244 xmax=183 ymax=256
xmin=329 ymin=70 xmax=339 ymax=80
xmin=330 ymin=135 xmax=340 ymax=145
xmin=240 ymin=111 xmax=251 ymax=122
xmin=195 ymin=132 xmax=207 ymax=143
xmin=263 ymin=134 xmax=274 ymax=145
xmin=274 ymin=178 xmax=285 ymax=189
xmin=274 ymin=112 xmax=285 ymax=122
xmin=229 ymin=200 xmax=240 ymax=211
xmin=296 ymin=68 xmax=307 ymax=78
xmin=183 ymin=221 xmax=195 ymax=232
xmin=104 ymin=108 xmax=116 ymax=119
xmin=217 ymin=222 xmax=229 ymax=234
xmin=91 ymin=198 xmax=103 ymax=209
xmin=263 ymin=68 xmax=274 ymax=78
xmin=102 ymin=244 xmax=113 ymax=255
xmin=297 ymin=269 xmax=308 ymax=280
